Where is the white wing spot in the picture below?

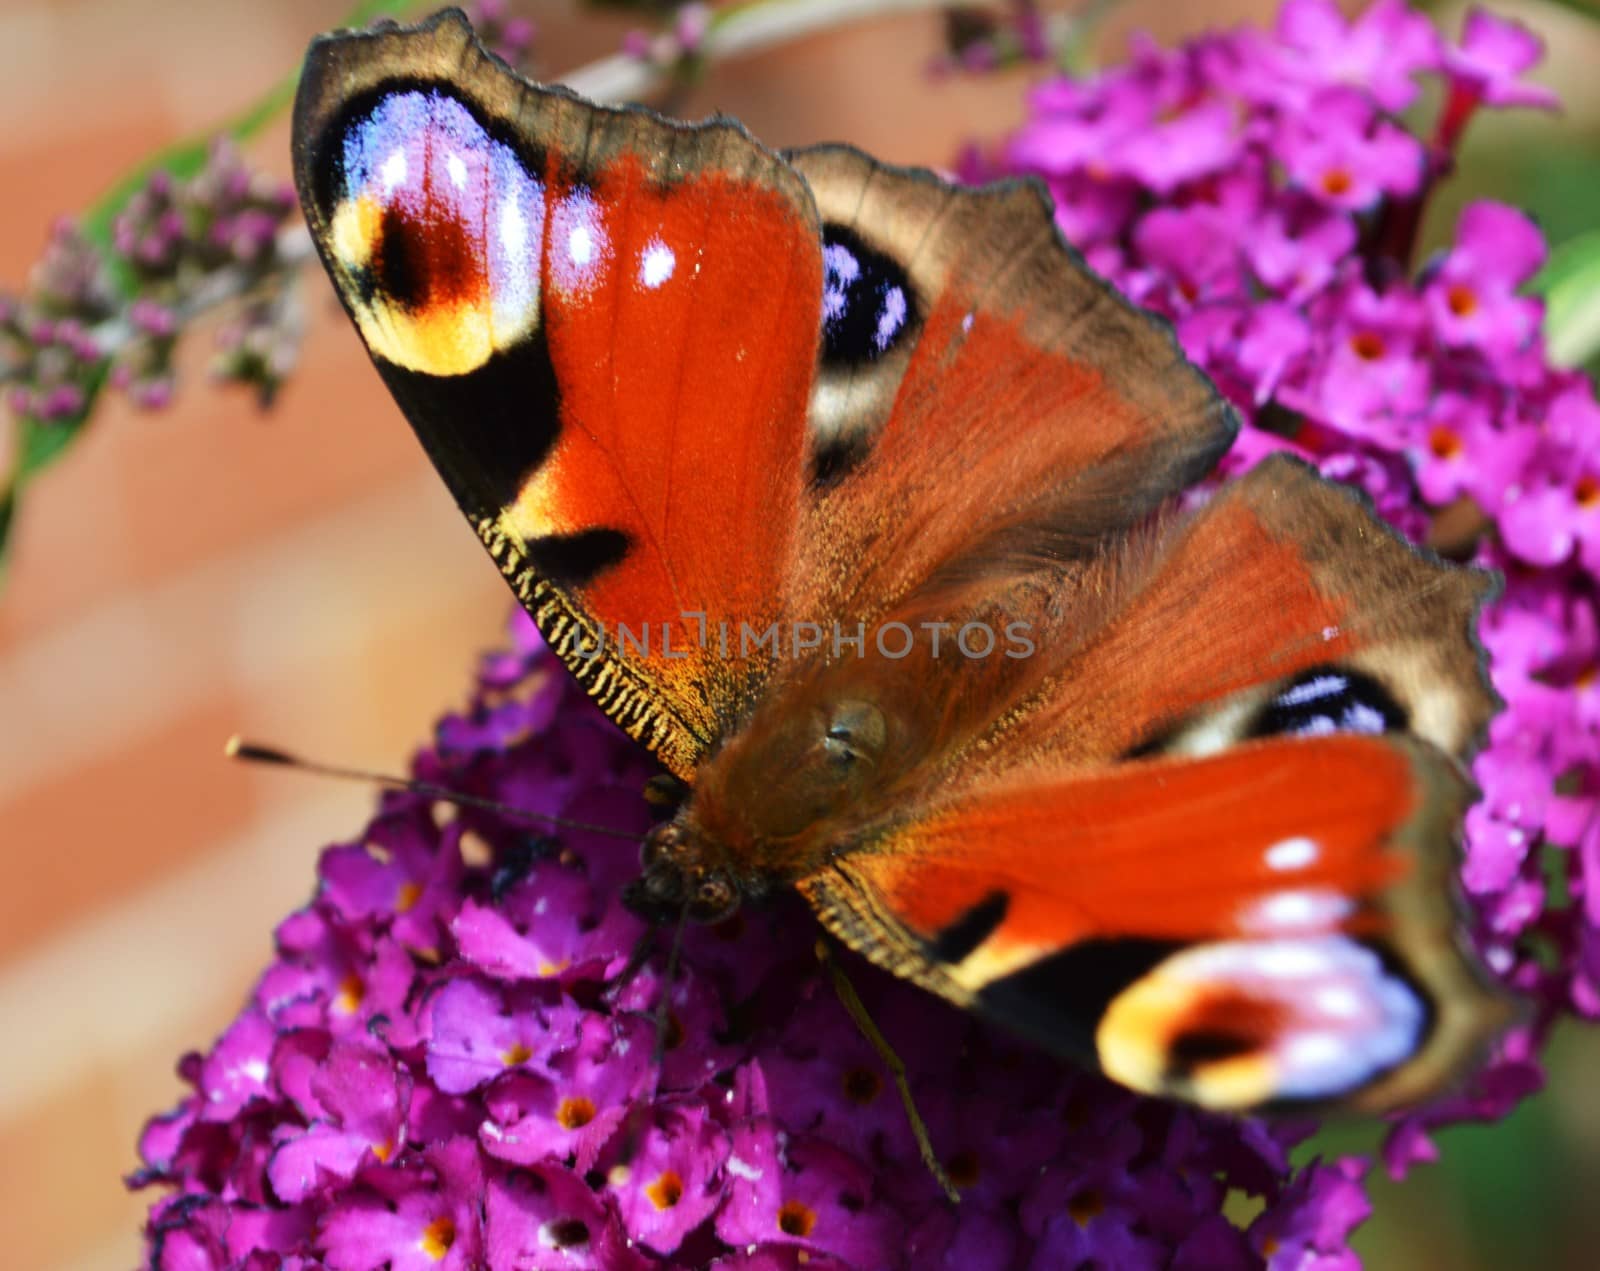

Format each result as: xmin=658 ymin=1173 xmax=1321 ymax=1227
xmin=499 ymin=196 xmax=528 ymax=259
xmin=446 ymin=151 xmax=468 ymax=190
xmin=1246 ymin=889 xmax=1351 ymax=933
xmin=1265 ymin=836 xmax=1319 ymax=871
xmin=380 ymin=148 xmax=407 ymax=192
xmin=640 ymin=240 xmax=676 ymax=289
xmin=569 ymin=225 xmax=594 ymax=266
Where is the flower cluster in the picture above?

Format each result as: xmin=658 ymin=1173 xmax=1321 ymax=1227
xmin=1 ymin=221 xmax=117 ymax=425
xmin=1 ymin=137 xmax=301 ymax=428
xmin=130 ymin=2 xmax=1595 ymax=1268
xmin=970 ymin=0 xmax=1591 ymax=1173
xmin=133 ymin=613 xmax=1369 ymax=1270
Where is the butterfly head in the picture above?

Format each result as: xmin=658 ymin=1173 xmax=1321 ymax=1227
xmin=625 ymin=821 xmax=742 ymax=926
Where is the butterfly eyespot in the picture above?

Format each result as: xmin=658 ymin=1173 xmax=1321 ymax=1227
xmin=325 ymin=89 xmax=547 ymax=376
xmin=1252 ymin=666 xmax=1407 ymax=740
xmin=819 ymin=224 xmax=918 ymax=368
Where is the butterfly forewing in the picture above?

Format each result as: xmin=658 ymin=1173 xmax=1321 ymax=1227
xmin=294 ymin=11 xmax=824 ymax=777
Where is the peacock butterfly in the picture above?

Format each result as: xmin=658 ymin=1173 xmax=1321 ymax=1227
xmin=291 ymin=9 xmax=1510 ymax=1115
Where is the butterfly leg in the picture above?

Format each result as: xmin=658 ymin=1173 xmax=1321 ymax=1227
xmin=814 ymin=938 xmax=960 ymax=1205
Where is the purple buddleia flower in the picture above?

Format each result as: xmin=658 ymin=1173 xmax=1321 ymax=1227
xmin=1275 ymin=0 xmax=1442 ymax=111
xmin=132 ymin=3 xmax=1595 ymax=1267
xmin=1444 ymin=6 xmax=1561 ymax=111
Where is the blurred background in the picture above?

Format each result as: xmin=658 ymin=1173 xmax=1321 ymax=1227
xmin=0 ymin=1 xmax=1596 ymax=1267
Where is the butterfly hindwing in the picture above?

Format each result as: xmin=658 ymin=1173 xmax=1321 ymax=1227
xmin=801 ymin=732 xmax=1506 ymax=1113
xmin=294 ymin=10 xmax=825 ymax=778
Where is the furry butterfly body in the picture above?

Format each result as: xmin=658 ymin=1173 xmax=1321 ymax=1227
xmin=293 ymin=10 xmax=1508 ymax=1114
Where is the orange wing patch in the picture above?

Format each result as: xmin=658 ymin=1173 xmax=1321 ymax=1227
xmin=786 ymin=149 xmax=1237 ymax=622
xmin=855 ymin=734 xmax=1418 ymax=980
xmin=514 ymin=156 xmax=823 ymax=672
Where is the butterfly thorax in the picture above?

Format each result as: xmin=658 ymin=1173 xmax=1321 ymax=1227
xmin=622 ymin=696 xmax=893 ymax=926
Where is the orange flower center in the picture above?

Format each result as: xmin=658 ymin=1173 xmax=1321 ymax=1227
xmin=1446 ymin=283 xmax=1478 ymax=317
xmin=501 ymin=1041 xmax=533 ymax=1067
xmin=778 ymin=1199 xmax=818 ymax=1238
xmin=1349 ymin=331 xmax=1385 ymax=361
xmin=395 ymin=881 xmax=423 ymax=913
xmin=1319 ymin=168 xmax=1353 ymax=196
xmin=335 ymin=973 xmax=365 ymax=1014
xmin=419 ymin=1216 xmax=455 ymax=1260
xmin=646 ymin=1169 xmax=684 ymax=1210
xmin=1427 ymin=425 xmax=1464 ymax=460
xmin=1069 ymin=1188 xmax=1105 ymax=1227
xmin=1576 ymin=474 xmax=1600 ymax=510
xmin=557 ymin=1096 xmax=596 ymax=1129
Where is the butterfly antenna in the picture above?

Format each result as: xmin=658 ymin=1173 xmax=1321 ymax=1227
xmin=224 ymin=735 xmax=641 ymax=841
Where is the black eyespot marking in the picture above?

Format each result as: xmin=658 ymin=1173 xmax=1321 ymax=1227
xmin=820 ymin=223 xmax=918 ymax=369
xmin=1251 ymin=665 xmax=1407 ymax=740
xmin=1167 ymin=1027 xmax=1260 ymax=1072
xmin=376 ymin=336 xmax=560 ymax=520
xmin=979 ymin=939 xmax=1176 ymax=1060
xmin=811 ymin=432 xmax=872 ymax=487
xmin=927 ymin=890 xmax=1010 ymax=964
xmin=522 ymin=527 xmax=630 ymax=587
xmin=1122 ymin=726 xmax=1177 ymax=760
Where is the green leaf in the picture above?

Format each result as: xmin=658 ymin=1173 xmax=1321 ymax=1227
xmin=20 ymin=412 xmax=90 ymax=476
xmin=1537 ymin=228 xmax=1600 ymax=370
xmin=11 ymin=357 xmax=112 ymax=484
